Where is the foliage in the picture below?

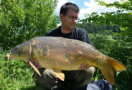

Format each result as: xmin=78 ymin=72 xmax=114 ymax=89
xmin=89 ymin=33 xmax=132 ymax=90
xmin=76 ymin=22 xmax=120 ymax=33
xmin=0 ymin=52 xmax=48 ymax=90
xmin=96 ymin=0 xmax=132 ymax=11
xmin=80 ymin=11 xmax=132 ymax=37
xmin=80 ymin=0 xmax=132 ymax=37
xmin=78 ymin=0 xmax=132 ymax=89
xmin=0 ymin=53 xmax=32 ymax=89
xmin=0 ymin=0 xmax=131 ymax=89
xmin=0 ymin=0 xmax=58 ymax=50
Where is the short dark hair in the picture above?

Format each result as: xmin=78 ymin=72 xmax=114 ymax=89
xmin=60 ymin=2 xmax=79 ymax=16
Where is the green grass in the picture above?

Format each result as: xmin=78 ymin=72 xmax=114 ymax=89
xmin=0 ymin=53 xmax=48 ymax=90
xmin=0 ymin=52 xmax=131 ymax=90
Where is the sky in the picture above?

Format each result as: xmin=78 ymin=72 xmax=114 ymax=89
xmin=55 ymin=0 xmax=124 ymax=19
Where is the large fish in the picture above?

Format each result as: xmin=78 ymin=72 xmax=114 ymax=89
xmin=7 ymin=37 xmax=126 ymax=85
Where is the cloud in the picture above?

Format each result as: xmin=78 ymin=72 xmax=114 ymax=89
xmin=55 ymin=0 xmax=124 ymax=19
xmin=79 ymin=0 xmax=121 ymax=19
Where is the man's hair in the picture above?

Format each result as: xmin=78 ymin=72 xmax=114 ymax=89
xmin=60 ymin=2 xmax=79 ymax=16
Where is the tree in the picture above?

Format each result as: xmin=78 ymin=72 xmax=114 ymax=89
xmin=0 ymin=0 xmax=58 ymax=50
xmin=79 ymin=0 xmax=132 ymax=89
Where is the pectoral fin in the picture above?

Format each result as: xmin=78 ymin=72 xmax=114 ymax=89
xmin=54 ymin=70 xmax=65 ymax=81
xmin=29 ymin=61 xmax=41 ymax=76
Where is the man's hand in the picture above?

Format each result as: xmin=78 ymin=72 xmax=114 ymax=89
xmin=79 ymin=64 xmax=89 ymax=70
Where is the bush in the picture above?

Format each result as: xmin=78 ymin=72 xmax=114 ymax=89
xmin=89 ymin=33 xmax=132 ymax=90
xmin=0 ymin=0 xmax=58 ymax=50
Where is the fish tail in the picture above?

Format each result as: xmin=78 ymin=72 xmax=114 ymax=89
xmin=107 ymin=56 xmax=126 ymax=71
xmin=99 ymin=56 xmax=126 ymax=85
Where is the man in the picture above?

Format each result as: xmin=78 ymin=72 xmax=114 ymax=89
xmin=35 ymin=2 xmax=113 ymax=90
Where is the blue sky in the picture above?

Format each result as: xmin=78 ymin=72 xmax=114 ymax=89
xmin=69 ymin=0 xmax=89 ymax=9
xmin=55 ymin=0 xmax=123 ymax=19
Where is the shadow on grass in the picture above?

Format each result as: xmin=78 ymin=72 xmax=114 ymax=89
xmin=21 ymin=85 xmax=49 ymax=90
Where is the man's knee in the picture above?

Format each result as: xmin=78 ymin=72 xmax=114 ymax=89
xmin=77 ymin=67 xmax=95 ymax=80
xmin=85 ymin=67 xmax=95 ymax=78
xmin=43 ymin=69 xmax=58 ymax=79
xmin=71 ymin=67 xmax=95 ymax=88
xmin=35 ymin=68 xmax=58 ymax=89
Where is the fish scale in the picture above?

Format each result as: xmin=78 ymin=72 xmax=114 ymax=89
xmin=8 ymin=36 xmax=126 ymax=85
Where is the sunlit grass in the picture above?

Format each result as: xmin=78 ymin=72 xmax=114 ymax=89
xmin=0 ymin=53 xmax=48 ymax=90
xmin=0 ymin=50 xmax=131 ymax=90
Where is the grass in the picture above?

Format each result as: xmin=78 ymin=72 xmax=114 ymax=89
xmin=0 ymin=51 xmax=131 ymax=90
xmin=0 ymin=53 xmax=48 ymax=90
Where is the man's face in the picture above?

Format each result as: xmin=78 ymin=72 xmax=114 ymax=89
xmin=60 ymin=9 xmax=79 ymax=31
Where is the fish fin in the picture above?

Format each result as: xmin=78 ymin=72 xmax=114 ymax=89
xmin=100 ymin=57 xmax=126 ymax=85
xmin=29 ymin=61 xmax=41 ymax=76
xmin=107 ymin=56 xmax=126 ymax=71
xmin=54 ymin=70 xmax=65 ymax=81
xmin=100 ymin=65 xmax=115 ymax=85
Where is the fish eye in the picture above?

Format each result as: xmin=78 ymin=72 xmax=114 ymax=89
xmin=11 ymin=48 xmax=17 ymax=54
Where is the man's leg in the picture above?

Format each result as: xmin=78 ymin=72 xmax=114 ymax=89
xmin=63 ymin=67 xmax=95 ymax=90
xmin=35 ymin=67 xmax=95 ymax=90
xmin=35 ymin=68 xmax=59 ymax=89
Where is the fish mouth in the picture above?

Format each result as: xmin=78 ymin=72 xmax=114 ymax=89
xmin=7 ymin=53 xmax=42 ymax=76
xmin=7 ymin=53 xmax=11 ymax=60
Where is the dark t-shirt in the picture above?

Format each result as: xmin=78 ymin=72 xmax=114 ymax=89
xmin=46 ymin=26 xmax=92 ymax=45
xmin=45 ymin=26 xmax=93 ymax=81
